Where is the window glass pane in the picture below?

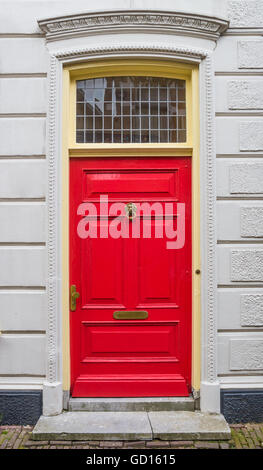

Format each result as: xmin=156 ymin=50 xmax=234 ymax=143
xmin=76 ymin=76 xmax=186 ymax=143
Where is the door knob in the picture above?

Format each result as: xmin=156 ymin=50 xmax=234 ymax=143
xmin=70 ymin=285 xmax=80 ymax=312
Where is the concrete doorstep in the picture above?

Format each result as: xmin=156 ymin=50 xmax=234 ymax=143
xmin=32 ymin=411 xmax=231 ymax=441
xmin=68 ymin=397 xmax=195 ymax=412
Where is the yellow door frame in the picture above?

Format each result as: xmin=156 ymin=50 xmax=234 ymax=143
xmin=62 ymin=58 xmax=201 ymax=394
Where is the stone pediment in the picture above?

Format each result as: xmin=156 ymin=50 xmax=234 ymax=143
xmin=38 ymin=10 xmax=229 ymax=42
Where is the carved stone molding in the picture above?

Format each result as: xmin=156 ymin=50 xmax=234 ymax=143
xmin=228 ymin=0 xmax=263 ymax=28
xmin=230 ymin=339 xmax=263 ymax=370
xmin=38 ymin=10 xmax=228 ymax=42
xmin=46 ymin=54 xmax=59 ymax=385
xmin=44 ymin=41 xmax=219 ymax=413
xmin=241 ymin=294 xmax=263 ymax=326
xmin=54 ymin=43 xmax=209 ymax=61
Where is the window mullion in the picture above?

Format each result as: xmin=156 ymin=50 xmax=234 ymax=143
xmin=76 ymin=76 xmax=186 ymax=145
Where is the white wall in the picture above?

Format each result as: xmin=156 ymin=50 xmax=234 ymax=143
xmin=0 ymin=0 xmax=262 ymax=393
xmin=215 ymin=0 xmax=263 ymax=387
xmin=0 ymin=1 xmax=227 ymax=34
xmin=0 ymin=3 xmax=48 ymax=388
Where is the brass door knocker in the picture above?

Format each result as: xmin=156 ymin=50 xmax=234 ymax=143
xmin=125 ymin=202 xmax=137 ymax=220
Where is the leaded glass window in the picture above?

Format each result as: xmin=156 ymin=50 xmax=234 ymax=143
xmin=76 ymin=76 xmax=186 ymax=144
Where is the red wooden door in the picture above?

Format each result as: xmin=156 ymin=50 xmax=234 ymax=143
xmin=70 ymin=157 xmax=191 ymax=397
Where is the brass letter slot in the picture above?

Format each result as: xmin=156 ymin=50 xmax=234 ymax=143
xmin=113 ymin=310 xmax=148 ymax=320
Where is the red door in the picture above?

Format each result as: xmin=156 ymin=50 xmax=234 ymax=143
xmin=70 ymin=157 xmax=191 ymax=397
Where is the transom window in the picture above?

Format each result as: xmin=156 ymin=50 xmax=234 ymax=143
xmin=76 ymin=76 xmax=186 ymax=144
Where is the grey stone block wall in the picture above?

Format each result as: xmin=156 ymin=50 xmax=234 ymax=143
xmin=221 ymin=389 xmax=263 ymax=423
xmin=0 ymin=390 xmax=42 ymax=425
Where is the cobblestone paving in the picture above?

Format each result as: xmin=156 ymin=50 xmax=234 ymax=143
xmin=0 ymin=423 xmax=263 ymax=449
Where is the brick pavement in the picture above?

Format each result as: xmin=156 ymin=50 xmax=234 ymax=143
xmin=0 ymin=423 xmax=263 ymax=449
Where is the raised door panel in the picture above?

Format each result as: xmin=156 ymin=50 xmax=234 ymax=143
xmin=70 ymin=157 xmax=191 ymax=397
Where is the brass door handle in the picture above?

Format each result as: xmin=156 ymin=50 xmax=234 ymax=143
xmin=70 ymin=285 xmax=80 ymax=311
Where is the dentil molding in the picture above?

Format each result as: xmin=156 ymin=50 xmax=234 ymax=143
xmin=43 ymin=39 xmax=219 ymax=412
xmin=38 ymin=10 xmax=228 ymax=42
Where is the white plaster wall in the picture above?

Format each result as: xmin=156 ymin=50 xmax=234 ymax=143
xmin=0 ymin=335 xmax=45 ymax=375
xmin=217 ymin=159 xmax=263 ymax=196
xmin=47 ymin=31 xmax=215 ymax=56
xmin=0 ymin=161 xmax=46 ymax=197
xmin=218 ymin=333 xmax=263 ymax=375
xmin=218 ymin=288 xmax=263 ymax=329
xmin=0 ymin=39 xmax=48 ymax=73
xmin=0 ymin=247 xmax=46 ymax=286
xmin=0 ymin=0 xmax=221 ymax=392
xmin=0 ymin=203 xmax=46 ymax=242
xmin=0 ymin=7 xmax=48 ymax=383
xmin=0 ymin=291 xmax=47 ymax=331
xmin=0 ymin=78 xmax=47 ymax=114
xmin=214 ymin=36 xmax=263 ymax=72
xmin=0 ymin=0 xmax=262 ymax=394
xmin=218 ymin=245 xmax=263 ymax=284
xmin=216 ymin=119 xmax=263 ymax=154
xmin=216 ymin=0 xmax=263 ymax=388
xmin=217 ymin=201 xmax=263 ymax=240
xmin=228 ymin=0 xmax=263 ymax=27
xmin=0 ymin=119 xmax=46 ymax=155
xmin=0 ymin=1 xmax=227 ymax=34
xmin=216 ymin=77 xmax=263 ymax=113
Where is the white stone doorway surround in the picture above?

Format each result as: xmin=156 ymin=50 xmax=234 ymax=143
xmin=38 ymin=10 xmax=229 ymax=417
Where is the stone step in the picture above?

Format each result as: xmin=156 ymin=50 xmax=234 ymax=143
xmin=32 ymin=411 xmax=231 ymax=441
xmin=68 ymin=396 xmax=195 ymax=412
